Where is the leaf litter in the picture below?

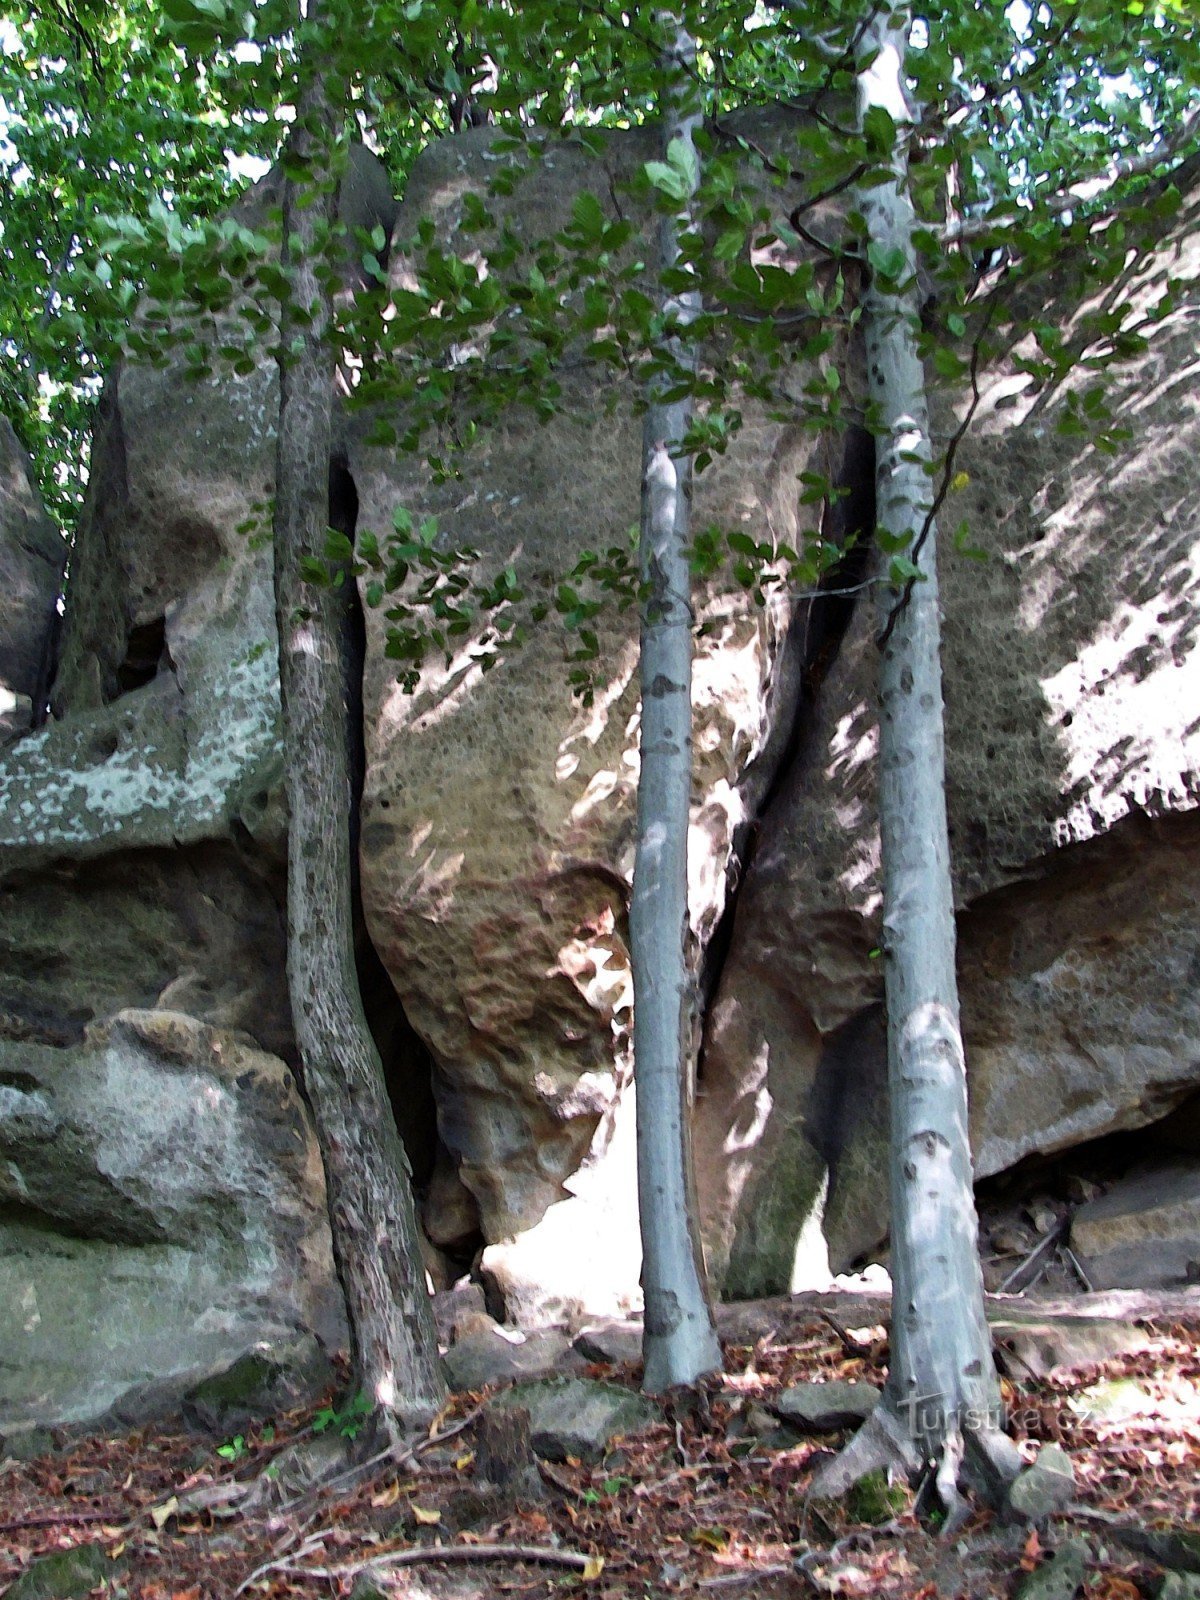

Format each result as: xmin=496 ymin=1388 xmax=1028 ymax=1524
xmin=0 ymin=1310 xmax=1196 ymax=1600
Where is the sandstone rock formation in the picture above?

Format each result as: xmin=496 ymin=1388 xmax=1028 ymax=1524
xmin=0 ymin=417 xmax=65 ymax=741
xmin=1 ymin=120 xmax=1197 ymax=1437
xmin=1070 ymin=1161 xmax=1200 ymax=1291
xmin=0 ymin=171 xmax=341 ymax=1431
xmin=350 ymin=112 xmax=837 ymax=1302
xmin=696 ymin=175 xmax=1200 ymax=1294
xmin=0 ymin=1010 xmax=340 ymax=1436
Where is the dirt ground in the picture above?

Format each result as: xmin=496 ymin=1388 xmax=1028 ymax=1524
xmin=2 ymin=1298 xmax=1198 ymax=1600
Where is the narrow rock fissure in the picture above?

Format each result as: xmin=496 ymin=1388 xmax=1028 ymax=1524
xmin=697 ymin=424 xmax=877 ymax=1028
xmin=328 ymin=455 xmax=483 ymax=1280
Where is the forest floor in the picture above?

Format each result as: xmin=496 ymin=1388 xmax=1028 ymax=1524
xmin=2 ymin=1298 xmax=1198 ymax=1600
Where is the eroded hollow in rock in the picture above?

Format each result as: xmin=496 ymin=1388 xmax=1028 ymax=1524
xmin=115 ymin=614 xmax=170 ymax=695
xmin=976 ymin=1093 xmax=1200 ymax=1297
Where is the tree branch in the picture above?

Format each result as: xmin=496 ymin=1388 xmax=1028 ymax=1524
xmin=941 ymin=101 xmax=1200 ymax=245
xmin=269 ymin=1542 xmax=603 ymax=1584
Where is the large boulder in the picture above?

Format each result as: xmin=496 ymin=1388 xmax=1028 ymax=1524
xmin=350 ymin=112 xmax=838 ymax=1302
xmin=0 ymin=418 xmax=65 ymax=741
xmin=0 ymin=1009 xmax=341 ymax=1433
xmin=697 ymin=178 xmax=1200 ymax=1294
xmin=0 ymin=167 xmax=353 ymax=1433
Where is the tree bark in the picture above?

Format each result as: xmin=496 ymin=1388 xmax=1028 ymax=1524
xmin=272 ymin=0 xmax=445 ymax=1427
xmin=632 ymin=14 xmax=723 ymax=1396
xmin=812 ymin=6 xmax=1007 ymax=1492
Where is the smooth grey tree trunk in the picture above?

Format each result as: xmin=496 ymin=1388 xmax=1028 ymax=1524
xmin=272 ymin=0 xmax=446 ymax=1428
xmin=813 ymin=7 xmax=1010 ymax=1499
xmin=632 ymin=16 xmax=723 ymax=1395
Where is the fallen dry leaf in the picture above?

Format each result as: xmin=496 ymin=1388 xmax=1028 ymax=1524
xmin=150 ymin=1496 xmax=178 ymax=1530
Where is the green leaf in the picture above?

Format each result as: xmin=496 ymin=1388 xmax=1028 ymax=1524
xmin=299 ymin=556 xmax=331 ymax=587
xmin=714 ymin=229 xmax=745 ymax=262
xmin=666 ymin=134 xmax=699 ymax=191
xmin=862 ymin=104 xmax=897 ymax=159
xmin=570 ymin=191 xmax=606 ymax=238
xmin=643 ymin=160 xmax=689 ymax=203
xmin=888 ymin=554 xmax=924 ymax=583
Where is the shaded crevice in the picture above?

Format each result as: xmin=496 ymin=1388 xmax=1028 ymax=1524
xmin=0 ymin=1195 xmax=168 ymax=1250
xmin=697 ymin=424 xmax=877 ymax=1019
xmin=115 ymin=614 xmax=171 ymax=695
xmin=328 ymin=455 xmax=480 ymax=1269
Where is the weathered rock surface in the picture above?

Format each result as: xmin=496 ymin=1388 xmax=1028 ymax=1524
xmin=488 ymin=1377 xmax=656 ymax=1463
xmin=697 ymin=178 xmax=1200 ymax=1295
xmin=444 ymin=1326 xmax=575 ymax=1392
xmin=352 ymin=113 xmax=834 ymax=1293
xmin=2 ymin=117 xmax=1199 ymax=1435
xmin=1015 ymin=1539 xmax=1091 ymax=1600
xmin=1071 ymin=1162 xmax=1200 ymax=1290
xmin=572 ymin=1319 xmax=644 ymax=1368
xmin=0 ymin=418 xmax=64 ymax=742
xmin=0 ymin=1009 xmax=342 ymax=1431
xmin=0 ymin=165 xmax=370 ymax=1433
xmin=0 ymin=841 xmax=291 ymax=1059
xmin=771 ymin=1380 xmax=879 ymax=1431
xmin=2 ymin=1541 xmax=113 ymax=1600
xmin=0 ymin=365 xmax=284 ymax=863
xmin=1007 ymin=1444 xmax=1077 ymax=1523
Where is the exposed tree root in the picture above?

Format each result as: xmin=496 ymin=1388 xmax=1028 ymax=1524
xmin=808 ymin=1401 xmax=1024 ymax=1526
xmin=807 ymin=1403 xmax=922 ymax=1501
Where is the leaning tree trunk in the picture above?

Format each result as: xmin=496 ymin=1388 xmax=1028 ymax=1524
xmin=272 ymin=0 xmax=445 ymax=1427
xmin=812 ymin=7 xmax=1011 ymax=1501
xmin=632 ymin=15 xmax=723 ymax=1395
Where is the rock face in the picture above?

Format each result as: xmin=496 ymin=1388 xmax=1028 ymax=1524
xmin=0 ymin=1010 xmax=340 ymax=1432
xmin=0 ymin=418 xmax=65 ymax=741
xmin=1 ymin=119 xmax=1199 ymax=1434
xmin=351 ymin=112 xmax=835 ymax=1290
xmin=1071 ymin=1163 xmax=1200 ymax=1291
xmin=0 ymin=168 xmax=343 ymax=1433
xmin=697 ymin=177 xmax=1200 ymax=1295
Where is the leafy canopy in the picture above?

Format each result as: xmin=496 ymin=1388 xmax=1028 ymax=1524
xmin=3 ymin=0 xmax=1196 ymax=642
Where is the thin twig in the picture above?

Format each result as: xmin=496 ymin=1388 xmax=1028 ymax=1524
xmin=699 ymin=1566 xmax=792 ymax=1588
xmin=537 ymin=1459 xmax=579 ymax=1497
xmin=0 ymin=1509 xmax=125 ymax=1535
xmin=235 ymin=1526 xmax=338 ymax=1596
xmin=1062 ymin=1245 xmax=1094 ymax=1294
xmin=996 ymin=1216 xmax=1070 ymax=1295
xmin=818 ymin=1311 xmax=874 ymax=1359
xmin=272 ymin=1404 xmax=482 ymax=1525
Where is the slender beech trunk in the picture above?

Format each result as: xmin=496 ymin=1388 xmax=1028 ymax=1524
xmin=272 ymin=0 xmax=445 ymax=1427
xmin=632 ymin=16 xmax=723 ymax=1395
xmin=813 ymin=7 xmax=1009 ymax=1497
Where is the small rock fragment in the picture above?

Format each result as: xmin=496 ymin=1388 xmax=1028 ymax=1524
xmin=1160 ymin=1575 xmax=1200 ymax=1600
xmin=489 ymin=1377 xmax=656 ymax=1464
xmin=772 ymin=1381 xmax=879 ymax=1432
xmin=572 ymin=1321 xmax=644 ymax=1367
xmin=443 ymin=1326 xmax=572 ymax=1391
xmin=1007 ymin=1443 xmax=1076 ymax=1521
xmin=1015 ymin=1537 xmax=1090 ymax=1600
